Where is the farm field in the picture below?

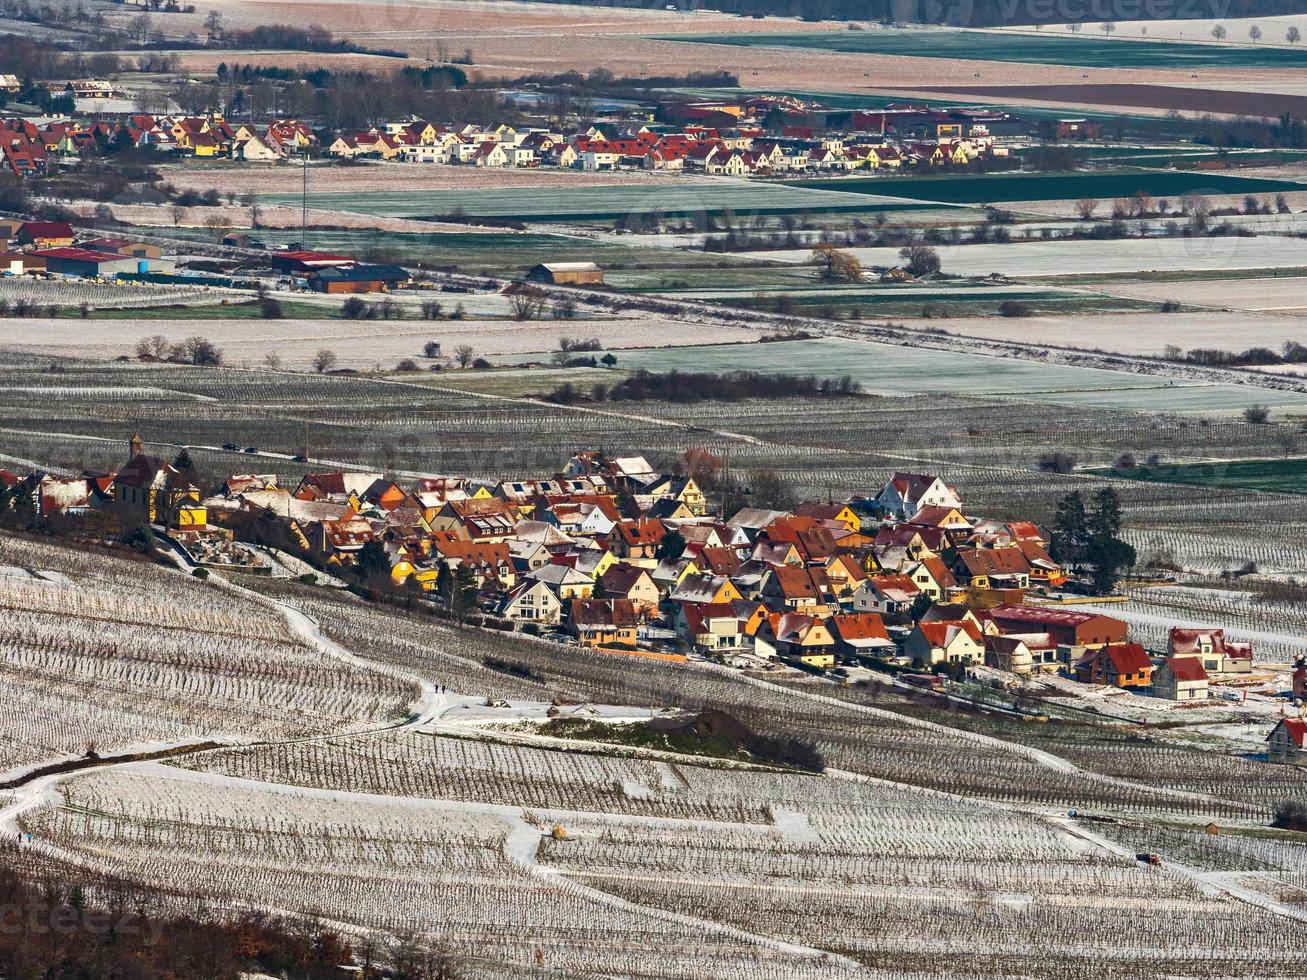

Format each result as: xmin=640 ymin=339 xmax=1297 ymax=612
xmin=264 ymin=179 xmax=934 ymax=222
xmin=676 ymin=28 xmax=1307 ymax=68
xmin=794 ymin=170 xmax=1307 ymax=205
xmin=1095 ymin=457 xmax=1307 ymax=496
xmin=659 ymin=283 xmax=1154 ymax=318
xmin=0 ymin=315 xmax=754 ymax=373
xmin=133 ymin=224 xmax=757 ymax=276
xmin=1093 ymin=276 xmax=1307 ymax=313
xmin=932 ymin=311 xmax=1307 ymax=359
xmin=919 ymin=83 xmax=1307 ymax=118
xmin=565 ymin=337 xmax=1307 ymax=416
xmin=746 ymin=236 xmax=1307 ymax=279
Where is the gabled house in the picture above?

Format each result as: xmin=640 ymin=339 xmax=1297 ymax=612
xmin=851 ymin=574 xmax=921 ymax=617
xmin=567 ymin=599 xmax=638 ymax=649
xmin=1153 ymin=657 xmax=1209 ymax=701
xmin=1074 ymin=643 xmax=1154 ymax=689
xmin=1268 ymin=719 xmax=1307 ymax=766
xmin=760 ymin=565 xmax=827 ymax=615
xmin=497 ymin=578 xmax=563 ymax=625
xmin=905 ymin=619 xmax=984 ymax=666
xmin=876 ymin=472 xmax=962 ymax=520
xmin=597 ymin=563 xmax=660 ymax=618
xmin=773 ymin=613 xmax=836 ymax=668
xmin=1169 ymin=628 xmax=1253 ymax=675
xmin=670 ymin=573 xmax=741 ymax=607
xmin=829 ymin=613 xmax=893 ymax=659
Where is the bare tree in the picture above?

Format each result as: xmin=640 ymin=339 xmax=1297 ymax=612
xmin=1099 ymin=21 xmax=1115 ymax=35
xmin=312 ymin=349 xmax=337 ymax=373
xmin=454 ymin=344 xmax=475 ymax=368
xmin=1288 ymin=26 xmax=1301 ymax=44
xmin=1211 ymin=24 xmax=1227 ymax=40
xmin=1249 ymin=24 xmax=1262 ymax=42
xmin=508 ymin=284 xmax=547 ymax=321
xmin=170 ymin=204 xmax=186 ymax=228
xmin=1075 ymin=198 xmax=1099 ymax=220
xmin=262 ymin=350 xmax=282 ymax=369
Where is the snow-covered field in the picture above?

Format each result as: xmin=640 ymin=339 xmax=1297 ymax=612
xmin=0 ymin=315 xmax=759 ymax=372
xmin=744 ymin=235 xmax=1307 ymax=278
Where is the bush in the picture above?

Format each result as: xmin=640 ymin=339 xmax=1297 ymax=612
xmin=298 ymin=573 xmax=318 ymax=585
xmin=395 ymin=358 xmax=418 ymax=372
xmin=1038 ymin=452 xmax=1077 ymax=474
xmin=471 ymin=357 xmax=493 ymax=369
xmin=998 ymin=300 xmax=1032 ymax=318
xmin=1244 ymin=405 xmax=1271 ymax=424
xmin=191 ymin=567 xmax=209 ymax=578
xmin=1272 ymin=800 xmax=1307 ymax=832
xmin=259 ymin=297 xmax=283 ymax=319
xmin=341 ymin=296 xmax=367 ymax=319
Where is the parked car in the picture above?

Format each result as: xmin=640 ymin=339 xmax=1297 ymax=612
xmin=291 ymin=454 xmax=307 ymax=462
xmin=222 ymin=443 xmax=238 ymax=451
xmin=243 ymin=446 xmax=259 ymax=454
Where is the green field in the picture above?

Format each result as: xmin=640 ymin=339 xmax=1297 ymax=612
xmin=794 ymin=170 xmax=1305 ymax=204
xmin=1095 ymin=457 xmax=1307 ymax=494
xmin=673 ymin=29 xmax=1307 ymax=69
xmin=264 ymin=181 xmax=940 ymax=222
xmin=137 ymin=225 xmax=764 ymax=276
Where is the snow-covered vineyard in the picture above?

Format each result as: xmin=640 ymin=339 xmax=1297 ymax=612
xmin=0 ymin=528 xmax=1305 ymax=977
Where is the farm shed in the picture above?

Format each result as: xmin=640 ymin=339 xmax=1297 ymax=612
xmin=526 ymin=262 xmax=603 ymax=286
xmin=80 ymin=236 xmax=163 ymax=260
xmin=32 ymin=247 xmax=143 ymax=278
xmin=309 ymin=264 xmax=411 ymax=294
xmin=269 ymin=250 xmax=356 ymax=274
xmin=17 ymin=221 xmax=74 ymax=249
xmin=0 ymin=251 xmax=26 ymax=275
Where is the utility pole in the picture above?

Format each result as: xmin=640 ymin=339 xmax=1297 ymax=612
xmin=303 ymin=420 xmax=309 ymax=462
xmin=301 ymin=149 xmax=308 ymax=247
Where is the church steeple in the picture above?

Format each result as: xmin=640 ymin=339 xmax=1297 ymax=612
xmin=129 ymin=433 xmax=143 ymax=459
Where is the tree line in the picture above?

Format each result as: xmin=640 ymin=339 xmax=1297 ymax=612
xmin=543 ymin=369 xmax=863 ymax=405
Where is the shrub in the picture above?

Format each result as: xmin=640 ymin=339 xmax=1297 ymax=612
xmin=998 ymin=300 xmax=1032 ymax=318
xmin=395 ymin=358 xmax=418 ymax=372
xmin=1038 ymin=452 xmax=1077 ymax=474
xmin=1272 ymin=800 xmax=1307 ymax=832
xmin=1244 ymin=405 xmax=1271 ymax=424
xmin=259 ymin=297 xmax=283 ymax=319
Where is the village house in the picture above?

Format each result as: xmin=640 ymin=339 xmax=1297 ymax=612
xmin=497 ymin=579 xmax=563 ymax=625
xmin=1152 ymin=657 xmax=1209 ymax=701
xmin=905 ymin=619 xmax=984 ymax=666
xmin=1074 ymin=644 xmax=1154 ymax=689
xmin=1267 ymin=718 xmax=1307 ymax=765
xmin=1169 ymin=628 xmax=1253 ymax=676
xmin=112 ymin=434 xmax=201 ymax=531
xmin=567 ymin=599 xmax=638 ymax=649
xmin=875 ymin=472 xmax=962 ymax=519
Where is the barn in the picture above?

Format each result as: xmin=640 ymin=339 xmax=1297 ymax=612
xmin=268 ymin=250 xmax=356 ymax=275
xmin=525 ymin=261 xmax=603 ymax=286
xmin=33 ymin=247 xmax=144 ymax=278
xmin=309 ymin=264 xmax=411 ymax=294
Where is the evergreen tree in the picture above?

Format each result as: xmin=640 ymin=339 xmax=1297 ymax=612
xmin=355 ymin=539 xmax=390 ymax=583
xmin=1049 ymin=491 xmax=1088 ymax=570
xmin=172 ymin=448 xmax=194 ymax=474
xmin=1086 ymin=488 xmax=1135 ymax=595
xmin=656 ymin=530 xmax=686 ymax=562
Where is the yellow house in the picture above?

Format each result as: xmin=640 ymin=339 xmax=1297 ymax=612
xmin=775 ymin=614 xmax=837 ymax=669
xmin=390 ymin=561 xmax=441 ymax=590
xmin=175 ymin=504 xmax=208 ymax=533
xmin=113 ymin=435 xmax=200 ymax=528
